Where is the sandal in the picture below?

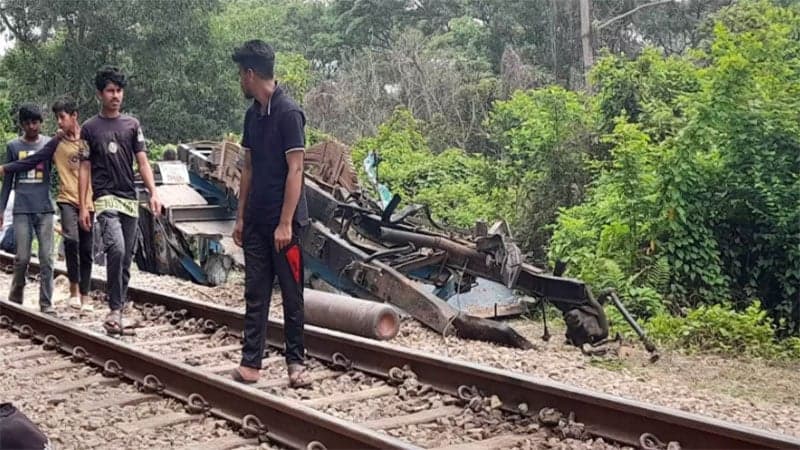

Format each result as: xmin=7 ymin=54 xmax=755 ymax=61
xmin=103 ymin=310 xmax=123 ymax=336
xmin=288 ymin=364 xmax=311 ymax=389
xmin=230 ymin=368 xmax=258 ymax=385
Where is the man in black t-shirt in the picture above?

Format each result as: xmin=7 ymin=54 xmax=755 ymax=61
xmin=78 ymin=66 xmax=162 ymax=335
xmin=230 ymin=40 xmax=310 ymax=388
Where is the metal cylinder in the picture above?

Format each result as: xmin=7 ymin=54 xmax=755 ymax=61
xmin=305 ymin=290 xmax=400 ymax=340
xmin=378 ymin=227 xmax=479 ymax=260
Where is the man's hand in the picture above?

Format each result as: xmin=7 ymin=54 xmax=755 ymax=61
xmin=274 ymin=222 xmax=292 ymax=252
xmin=0 ymin=165 xmax=5 ymax=177
xmin=79 ymin=207 xmax=91 ymax=231
xmin=149 ymin=194 xmax=162 ymax=218
xmin=233 ymin=219 xmax=244 ymax=247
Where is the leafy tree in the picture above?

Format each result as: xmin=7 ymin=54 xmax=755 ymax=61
xmin=333 ymin=0 xmax=464 ymax=52
xmin=305 ymin=25 xmax=498 ymax=152
xmin=664 ymin=0 xmax=800 ymax=325
xmin=591 ymin=47 xmax=700 ymax=138
xmin=548 ymin=117 xmax=668 ymax=318
xmin=551 ymin=0 xmax=800 ymax=332
xmin=352 ymin=108 xmax=510 ymax=227
xmin=487 ymin=86 xmax=593 ymax=258
xmin=632 ymin=0 xmax=736 ymax=55
xmin=0 ymin=0 xmax=223 ymax=142
xmin=0 ymin=78 xmax=16 ymax=141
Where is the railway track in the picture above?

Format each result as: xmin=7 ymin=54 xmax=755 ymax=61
xmin=1 ymin=254 xmax=798 ymax=450
xmin=0 ymin=325 xmax=274 ymax=450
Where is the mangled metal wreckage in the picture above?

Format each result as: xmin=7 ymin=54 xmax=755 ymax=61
xmin=135 ymin=140 xmax=618 ymax=350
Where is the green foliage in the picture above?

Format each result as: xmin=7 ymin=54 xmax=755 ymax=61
xmin=0 ymin=0 xmax=317 ymax=145
xmin=549 ymin=118 xmax=666 ymax=321
xmin=351 ymin=108 xmax=429 ymax=179
xmin=647 ymin=302 xmax=800 ymax=360
xmin=588 ymin=356 xmax=626 ymax=371
xmin=428 ymin=16 xmax=493 ymax=74
xmin=0 ymin=83 xmax=15 ymax=139
xmin=147 ymin=143 xmax=176 ymax=162
xmin=333 ymin=0 xmax=463 ymax=51
xmin=209 ymin=1 xmax=313 ymax=99
xmin=591 ymin=48 xmax=700 ymax=137
xmin=659 ymin=0 xmax=800 ymax=315
xmin=0 ymin=0 xmax=225 ymax=143
xmin=551 ymin=1 xmax=800 ymax=334
xmin=352 ymin=108 xmax=511 ymax=227
xmin=486 ymin=86 xmax=593 ymax=257
xmin=274 ymin=52 xmax=311 ymax=100
xmin=306 ymin=127 xmax=332 ymax=148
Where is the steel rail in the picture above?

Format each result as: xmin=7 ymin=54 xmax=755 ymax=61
xmin=4 ymin=253 xmax=799 ymax=449
xmin=0 ymin=300 xmax=416 ymax=450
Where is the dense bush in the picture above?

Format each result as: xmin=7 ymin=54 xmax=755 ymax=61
xmin=486 ymin=86 xmax=594 ymax=258
xmin=647 ymin=302 xmax=800 ymax=360
xmin=351 ymin=108 xmax=511 ymax=228
xmin=550 ymin=1 xmax=800 ymax=336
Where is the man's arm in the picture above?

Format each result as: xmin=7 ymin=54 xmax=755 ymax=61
xmin=0 ymin=144 xmax=17 ymax=215
xmin=78 ymin=160 xmax=92 ymax=230
xmin=274 ymin=110 xmax=306 ymax=251
xmin=273 ymin=150 xmax=303 ymax=251
xmin=277 ymin=110 xmax=305 ymax=227
xmin=233 ymin=150 xmax=251 ymax=247
xmin=131 ymin=121 xmax=161 ymax=217
xmin=135 ymin=152 xmax=161 ymax=217
xmin=0 ymin=138 xmax=57 ymax=175
xmin=278 ymin=151 xmax=303 ymax=227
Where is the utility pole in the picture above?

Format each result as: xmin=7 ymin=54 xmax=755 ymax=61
xmin=579 ymin=0 xmax=593 ymax=87
xmin=551 ymin=0 xmax=559 ymax=83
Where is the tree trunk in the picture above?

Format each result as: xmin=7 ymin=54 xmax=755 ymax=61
xmin=580 ymin=0 xmax=593 ymax=88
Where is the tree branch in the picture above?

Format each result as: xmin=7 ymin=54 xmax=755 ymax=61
xmin=596 ymin=0 xmax=675 ymax=31
xmin=0 ymin=9 xmax=27 ymax=44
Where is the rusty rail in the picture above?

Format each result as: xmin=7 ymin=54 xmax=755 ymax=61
xmin=3 ymin=253 xmax=799 ymax=449
xmin=0 ymin=300 xmax=416 ymax=450
xmin=131 ymin=287 xmax=800 ymax=449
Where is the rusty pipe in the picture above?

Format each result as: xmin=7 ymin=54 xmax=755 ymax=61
xmin=376 ymin=227 xmax=480 ymax=261
xmin=305 ymin=290 xmax=400 ymax=340
xmin=601 ymin=289 xmax=657 ymax=354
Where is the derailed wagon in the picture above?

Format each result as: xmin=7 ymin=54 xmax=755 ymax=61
xmin=134 ymin=139 xmax=653 ymax=351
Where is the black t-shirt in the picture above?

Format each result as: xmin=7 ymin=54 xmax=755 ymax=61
xmin=241 ymin=86 xmax=309 ymax=226
xmin=80 ymin=114 xmax=146 ymax=200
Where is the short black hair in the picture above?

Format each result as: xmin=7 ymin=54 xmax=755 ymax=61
xmin=18 ymin=104 xmax=43 ymax=123
xmin=94 ymin=65 xmax=127 ymax=91
xmin=231 ymin=40 xmax=275 ymax=79
xmin=51 ymin=97 xmax=78 ymax=116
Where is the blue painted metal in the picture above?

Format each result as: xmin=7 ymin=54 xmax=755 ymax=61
xmin=188 ymin=172 xmax=236 ymax=209
xmin=178 ymin=254 xmax=209 ymax=285
xmin=407 ymin=266 xmax=517 ymax=309
xmin=304 ymin=255 xmax=376 ymax=301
